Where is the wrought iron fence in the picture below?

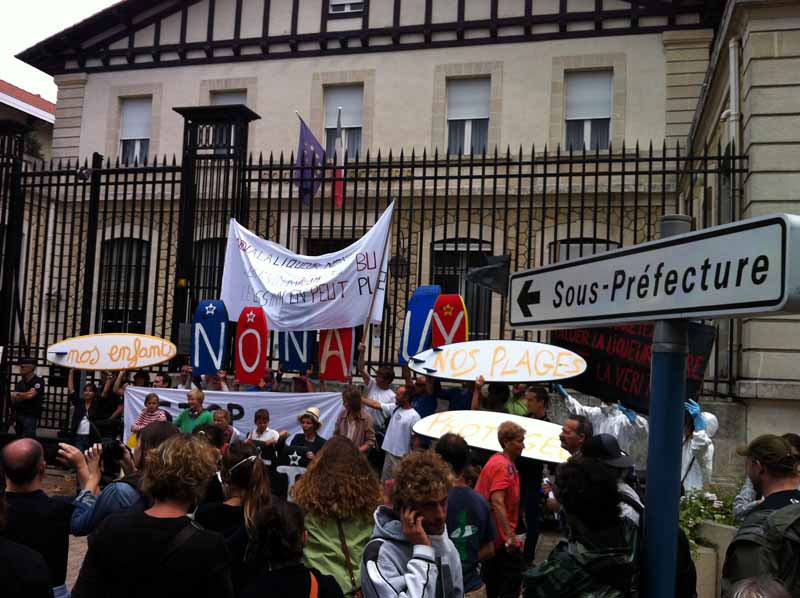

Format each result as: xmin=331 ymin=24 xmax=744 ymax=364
xmin=0 ymin=122 xmax=747 ymax=432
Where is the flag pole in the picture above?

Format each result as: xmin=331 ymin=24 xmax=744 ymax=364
xmin=361 ymin=202 xmax=395 ymax=339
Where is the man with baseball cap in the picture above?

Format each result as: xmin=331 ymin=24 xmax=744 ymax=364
xmin=722 ymin=434 xmax=800 ymax=594
xmin=9 ymin=358 xmax=45 ymax=439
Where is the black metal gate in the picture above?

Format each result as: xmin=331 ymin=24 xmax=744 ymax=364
xmin=0 ymin=113 xmax=747 ymax=432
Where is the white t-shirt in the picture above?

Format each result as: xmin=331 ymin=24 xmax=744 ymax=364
xmin=366 ymin=378 xmax=396 ymax=428
xmin=382 ymin=407 xmax=421 ymax=458
xmin=77 ymin=415 xmax=91 ymax=435
xmin=248 ymin=428 xmax=280 ymax=444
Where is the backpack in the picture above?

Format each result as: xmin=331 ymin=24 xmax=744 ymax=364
xmin=723 ymin=501 xmax=800 ymax=596
xmin=523 ymin=519 xmax=640 ymax=598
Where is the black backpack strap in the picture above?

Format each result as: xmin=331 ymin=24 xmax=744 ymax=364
xmin=619 ymin=493 xmax=644 ymax=515
xmin=163 ymin=521 xmax=203 ymax=562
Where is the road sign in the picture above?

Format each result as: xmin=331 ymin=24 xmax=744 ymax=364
xmin=509 ymin=214 xmax=800 ymax=329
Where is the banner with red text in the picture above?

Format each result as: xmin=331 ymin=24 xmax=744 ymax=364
xmin=550 ymin=322 xmax=715 ymax=414
xmin=221 ymin=202 xmax=394 ymax=330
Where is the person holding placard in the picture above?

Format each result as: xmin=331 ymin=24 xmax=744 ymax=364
xmin=357 ymin=343 xmax=396 ymax=429
xmin=374 ymin=385 xmax=420 ymax=483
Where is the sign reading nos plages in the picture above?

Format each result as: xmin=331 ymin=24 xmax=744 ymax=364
xmin=550 ymin=323 xmax=715 ymax=414
xmin=47 ymin=333 xmax=177 ymax=371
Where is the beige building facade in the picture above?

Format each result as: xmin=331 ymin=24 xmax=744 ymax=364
xmin=18 ymin=0 xmax=800 ymax=455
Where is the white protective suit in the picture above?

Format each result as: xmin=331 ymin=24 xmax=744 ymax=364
xmin=560 ymin=391 xmax=650 ymax=471
xmin=680 ymin=412 xmax=717 ymax=492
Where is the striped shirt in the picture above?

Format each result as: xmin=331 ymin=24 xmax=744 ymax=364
xmin=132 ymin=408 xmax=167 ymax=433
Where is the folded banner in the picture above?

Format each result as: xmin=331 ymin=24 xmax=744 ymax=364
xmin=123 ymin=387 xmax=343 ymax=442
xmin=221 ymin=202 xmax=394 ymax=330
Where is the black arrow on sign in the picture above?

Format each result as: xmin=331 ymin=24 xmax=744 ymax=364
xmin=517 ymin=279 xmax=541 ymax=318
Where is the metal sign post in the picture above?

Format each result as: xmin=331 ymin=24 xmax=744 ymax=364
xmin=643 ymin=215 xmax=691 ymax=598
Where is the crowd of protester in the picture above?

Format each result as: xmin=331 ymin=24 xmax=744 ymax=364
xmin=2 ymin=350 xmax=799 ymax=598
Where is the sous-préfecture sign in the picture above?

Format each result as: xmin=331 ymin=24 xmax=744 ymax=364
xmin=509 ymin=214 xmax=800 ymax=329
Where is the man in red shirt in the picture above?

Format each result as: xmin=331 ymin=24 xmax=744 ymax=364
xmin=476 ymin=421 xmax=526 ymax=598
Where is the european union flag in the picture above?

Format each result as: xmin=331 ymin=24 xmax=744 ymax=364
xmin=294 ymin=117 xmax=325 ymax=204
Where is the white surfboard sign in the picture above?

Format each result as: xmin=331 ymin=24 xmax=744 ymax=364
xmin=47 ymin=333 xmax=177 ymax=371
xmin=413 ymin=410 xmax=569 ymax=464
xmin=408 ymin=339 xmax=587 ymax=383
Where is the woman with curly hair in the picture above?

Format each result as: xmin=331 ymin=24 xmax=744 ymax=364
xmin=292 ymin=435 xmax=382 ymax=596
xmin=71 ymin=434 xmax=233 ymax=598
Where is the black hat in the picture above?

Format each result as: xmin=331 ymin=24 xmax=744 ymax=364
xmin=17 ymin=357 xmax=36 ymax=366
xmin=581 ymin=433 xmax=634 ymax=469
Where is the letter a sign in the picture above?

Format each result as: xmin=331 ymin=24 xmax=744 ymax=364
xmin=319 ymin=328 xmax=354 ymax=382
xmin=192 ymin=300 xmax=229 ymax=376
xmin=235 ymin=307 xmax=269 ymax=384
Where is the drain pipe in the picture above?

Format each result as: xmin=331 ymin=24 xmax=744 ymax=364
xmin=728 ymin=37 xmax=743 ymax=395
xmin=729 ymin=38 xmax=741 ymax=158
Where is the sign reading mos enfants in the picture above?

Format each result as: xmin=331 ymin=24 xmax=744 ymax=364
xmin=509 ymin=214 xmax=800 ymax=329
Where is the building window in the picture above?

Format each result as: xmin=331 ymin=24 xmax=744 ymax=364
xmin=565 ymin=71 xmax=612 ymax=151
xmin=119 ymin=97 xmax=152 ymax=164
xmin=211 ymin=90 xmax=247 ymax=106
xmin=210 ymin=91 xmax=247 ymax=151
xmin=324 ymin=85 xmax=363 ymax=161
xmin=98 ymin=238 xmax=150 ymax=333
xmin=329 ymin=0 xmax=364 ymax=15
xmin=431 ymin=238 xmax=492 ymax=340
xmin=447 ymin=78 xmax=490 ymax=156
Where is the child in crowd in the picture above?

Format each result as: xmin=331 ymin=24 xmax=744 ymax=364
xmin=246 ymin=409 xmax=280 ymax=445
xmin=131 ymin=392 xmax=167 ymax=434
xmin=214 ymin=408 xmax=244 ymax=451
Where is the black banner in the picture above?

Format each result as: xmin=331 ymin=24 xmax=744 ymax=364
xmin=550 ymin=322 xmax=715 ymax=414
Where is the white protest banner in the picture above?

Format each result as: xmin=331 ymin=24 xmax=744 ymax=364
xmin=220 ymin=202 xmax=394 ymax=330
xmin=124 ymin=387 xmax=343 ymax=442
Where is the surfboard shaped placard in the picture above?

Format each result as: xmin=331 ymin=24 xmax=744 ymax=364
xmin=319 ymin=328 xmax=354 ymax=382
xmin=413 ymin=410 xmax=569 ymax=464
xmin=431 ymin=294 xmax=469 ymax=347
xmin=277 ymin=331 xmax=317 ymax=372
xmin=399 ymin=285 xmax=441 ymax=365
xmin=235 ymin=307 xmax=269 ymax=385
xmin=408 ymin=339 xmax=587 ymax=384
xmin=192 ymin=299 xmax=230 ymax=376
xmin=47 ymin=333 xmax=177 ymax=371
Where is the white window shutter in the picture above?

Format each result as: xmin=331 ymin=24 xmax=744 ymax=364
xmin=325 ymin=85 xmax=363 ymax=128
xmin=211 ymin=90 xmax=247 ymax=106
xmin=447 ymin=78 xmax=491 ymax=120
xmin=565 ymin=71 xmax=613 ymax=120
xmin=120 ymin=97 xmax=152 ymax=139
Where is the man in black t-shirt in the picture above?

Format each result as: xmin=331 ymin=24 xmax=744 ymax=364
xmin=10 ymin=358 xmax=45 ymax=439
xmin=1 ymin=439 xmax=74 ymax=595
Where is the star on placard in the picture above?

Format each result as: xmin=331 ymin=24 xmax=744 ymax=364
xmin=442 ymin=304 xmax=455 ymax=318
xmin=205 ymin=303 xmax=217 ymax=316
xmin=288 ymin=452 xmax=302 ymax=466
xmin=246 ymin=311 xmax=256 ymax=323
